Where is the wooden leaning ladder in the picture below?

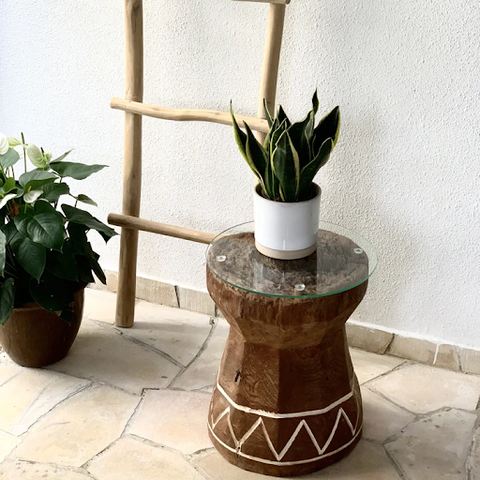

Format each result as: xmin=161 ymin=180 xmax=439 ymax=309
xmin=108 ymin=0 xmax=291 ymax=327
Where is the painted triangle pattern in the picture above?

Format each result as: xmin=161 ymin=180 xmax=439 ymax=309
xmin=208 ymin=384 xmax=362 ymax=466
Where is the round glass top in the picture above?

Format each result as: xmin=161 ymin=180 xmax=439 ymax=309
xmin=206 ymin=221 xmax=377 ymax=298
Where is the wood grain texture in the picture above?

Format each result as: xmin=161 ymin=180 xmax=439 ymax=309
xmin=256 ymin=3 xmax=286 ymax=143
xmin=108 ymin=213 xmax=216 ymax=244
xmin=110 ymin=98 xmax=270 ymax=133
xmin=207 ymin=267 xmax=367 ymax=476
xmin=115 ymin=0 xmax=144 ymax=328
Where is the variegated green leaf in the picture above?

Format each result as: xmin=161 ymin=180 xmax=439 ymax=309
xmin=272 ymin=130 xmax=300 ymax=202
xmin=313 ymin=106 xmax=340 ymax=154
xmin=298 ymin=138 xmax=333 ymax=199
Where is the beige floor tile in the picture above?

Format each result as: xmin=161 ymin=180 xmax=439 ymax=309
xmin=350 ymin=348 xmax=405 ymax=384
xmin=368 ymin=364 xmax=480 ymax=413
xmin=88 ymin=436 xmax=204 ymax=480
xmin=48 ymin=319 xmax=181 ymax=395
xmin=0 ymin=430 xmax=20 ymax=463
xmin=83 ymin=289 xmax=117 ymax=324
xmin=193 ymin=441 xmax=402 ymax=479
xmin=0 ymin=460 xmax=93 ymax=479
xmin=361 ymin=387 xmax=415 ymax=442
xmin=468 ymin=426 xmax=480 ymax=478
xmin=173 ymin=320 xmax=229 ymax=390
xmin=0 ymin=364 xmax=22 ymax=385
xmin=128 ymin=390 xmax=212 ymax=454
xmin=0 ymin=369 xmax=89 ymax=435
xmin=118 ymin=300 xmax=212 ymax=366
xmin=13 ymin=385 xmax=139 ymax=468
xmin=386 ymin=409 xmax=476 ymax=479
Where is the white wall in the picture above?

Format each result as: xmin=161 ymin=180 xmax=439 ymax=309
xmin=1 ymin=0 xmax=479 ymax=348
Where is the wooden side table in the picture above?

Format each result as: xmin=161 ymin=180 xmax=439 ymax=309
xmin=205 ymin=222 xmax=377 ymax=477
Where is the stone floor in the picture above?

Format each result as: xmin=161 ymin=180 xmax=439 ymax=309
xmin=1 ymin=289 xmax=480 ymax=479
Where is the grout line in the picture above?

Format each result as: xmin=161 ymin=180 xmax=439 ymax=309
xmin=0 ymin=369 xmax=24 ymax=389
xmin=364 ymin=386 xmax=418 ymax=417
xmin=0 ymin=459 xmax=98 ymax=479
xmin=120 ymin=395 xmax=145 ymax=438
xmin=361 ymin=359 xmax=411 ymax=388
xmin=382 ymin=444 xmax=409 ymax=479
xmin=174 ymin=285 xmax=181 ymax=309
xmin=167 ymin=318 xmax=218 ymax=390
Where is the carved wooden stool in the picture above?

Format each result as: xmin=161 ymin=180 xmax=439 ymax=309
xmin=206 ymin=223 xmax=376 ymax=477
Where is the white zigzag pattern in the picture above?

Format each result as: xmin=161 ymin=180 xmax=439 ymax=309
xmin=210 ymin=405 xmax=357 ymax=462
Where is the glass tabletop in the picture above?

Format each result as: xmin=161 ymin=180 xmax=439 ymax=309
xmin=206 ymin=221 xmax=377 ymax=298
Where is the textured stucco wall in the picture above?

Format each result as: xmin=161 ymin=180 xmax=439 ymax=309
xmin=1 ymin=1 xmax=479 ymax=347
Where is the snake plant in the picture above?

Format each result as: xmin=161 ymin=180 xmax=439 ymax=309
xmin=231 ymin=91 xmax=340 ymax=202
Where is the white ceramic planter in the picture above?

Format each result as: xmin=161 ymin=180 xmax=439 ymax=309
xmin=253 ymin=183 xmax=321 ymax=260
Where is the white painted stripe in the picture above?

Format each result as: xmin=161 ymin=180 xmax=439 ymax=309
xmin=208 ymin=422 xmax=363 ymax=466
xmin=215 ymin=382 xmax=354 ymax=419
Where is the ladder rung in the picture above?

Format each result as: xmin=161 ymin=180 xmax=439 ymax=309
xmin=233 ymin=0 xmax=291 ymax=5
xmin=108 ymin=213 xmax=216 ymax=245
xmin=110 ymin=98 xmax=269 ymax=133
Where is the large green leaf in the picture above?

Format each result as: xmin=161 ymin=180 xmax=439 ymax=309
xmin=2 ymin=178 xmax=17 ymax=194
xmin=50 ymin=161 xmax=107 ymax=180
xmin=62 ymin=205 xmax=116 ymax=242
xmin=19 ymin=170 xmax=57 ymax=188
xmin=46 ymin=243 xmax=78 ymax=282
xmin=298 ymin=138 xmax=333 ymax=199
xmin=76 ymin=194 xmax=97 ymax=207
xmin=67 ymin=222 xmax=94 ymax=256
xmin=89 ymin=254 xmax=106 ymax=284
xmin=10 ymin=231 xmax=47 ymax=281
xmin=51 ymin=150 xmax=72 ymax=163
xmin=14 ymin=201 xmax=65 ymax=251
xmin=42 ymin=183 xmax=70 ymax=203
xmin=0 ymin=149 xmax=20 ymax=169
xmin=0 ymin=231 xmax=6 ymax=277
xmin=75 ymin=254 xmax=95 ymax=284
xmin=313 ymin=106 xmax=340 ymax=154
xmin=0 ymin=278 xmax=15 ymax=325
xmin=272 ymin=130 xmax=300 ymax=202
xmin=29 ymin=273 xmax=74 ymax=313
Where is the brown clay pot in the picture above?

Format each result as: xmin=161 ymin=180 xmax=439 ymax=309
xmin=0 ymin=287 xmax=85 ymax=367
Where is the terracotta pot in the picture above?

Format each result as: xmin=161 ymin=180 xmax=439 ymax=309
xmin=253 ymin=183 xmax=321 ymax=260
xmin=0 ymin=287 xmax=85 ymax=367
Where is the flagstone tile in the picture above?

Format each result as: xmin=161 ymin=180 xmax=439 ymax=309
xmin=0 ymin=460 xmax=93 ymax=479
xmin=48 ymin=319 xmax=181 ymax=395
xmin=361 ymin=387 xmax=414 ymax=442
xmin=0 ymin=364 xmax=23 ymax=385
xmin=83 ymin=289 xmax=117 ymax=324
xmin=386 ymin=409 xmax=476 ymax=479
xmin=128 ymin=390 xmax=211 ymax=454
xmin=0 ymin=368 xmax=89 ymax=435
xmin=13 ymin=385 xmax=139 ymax=468
xmin=88 ymin=436 xmax=204 ymax=480
xmin=173 ymin=320 xmax=229 ymax=390
xmin=115 ymin=300 xmax=212 ymax=366
xmin=368 ymin=363 xmax=480 ymax=413
xmin=349 ymin=348 xmax=404 ymax=385
xmin=0 ymin=430 xmax=20 ymax=463
xmin=468 ymin=426 xmax=480 ymax=478
xmin=193 ymin=440 xmax=402 ymax=479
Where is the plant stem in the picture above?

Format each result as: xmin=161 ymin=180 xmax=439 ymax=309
xmin=21 ymin=132 xmax=27 ymax=173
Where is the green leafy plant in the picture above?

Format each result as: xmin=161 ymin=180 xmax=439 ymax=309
xmin=0 ymin=132 xmax=116 ymax=324
xmin=231 ymin=91 xmax=340 ymax=202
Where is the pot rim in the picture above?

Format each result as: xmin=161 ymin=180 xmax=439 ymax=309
xmin=254 ymin=183 xmax=321 ymax=205
xmin=12 ymin=283 xmax=87 ymax=312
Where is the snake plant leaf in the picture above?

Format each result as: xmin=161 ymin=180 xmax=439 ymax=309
xmin=0 ymin=231 xmax=6 ymax=277
xmin=244 ymin=122 xmax=268 ymax=193
xmin=272 ymin=130 xmax=300 ymax=202
xmin=230 ymin=103 xmax=257 ymax=175
xmin=275 ymin=106 xmax=291 ymax=129
xmin=14 ymin=201 xmax=65 ymax=251
xmin=288 ymin=108 xmax=316 ymax=170
xmin=0 ymin=149 xmax=20 ymax=169
xmin=263 ymin=99 xmax=274 ymax=128
xmin=311 ymin=89 xmax=320 ymax=115
xmin=50 ymin=162 xmax=107 ymax=181
xmin=313 ymin=106 xmax=340 ymax=154
xmin=10 ymin=230 xmax=47 ymax=281
xmin=298 ymin=138 xmax=333 ymax=199
xmin=0 ymin=278 xmax=15 ymax=325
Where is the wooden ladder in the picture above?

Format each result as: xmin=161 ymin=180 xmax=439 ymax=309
xmin=108 ymin=0 xmax=291 ymax=327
